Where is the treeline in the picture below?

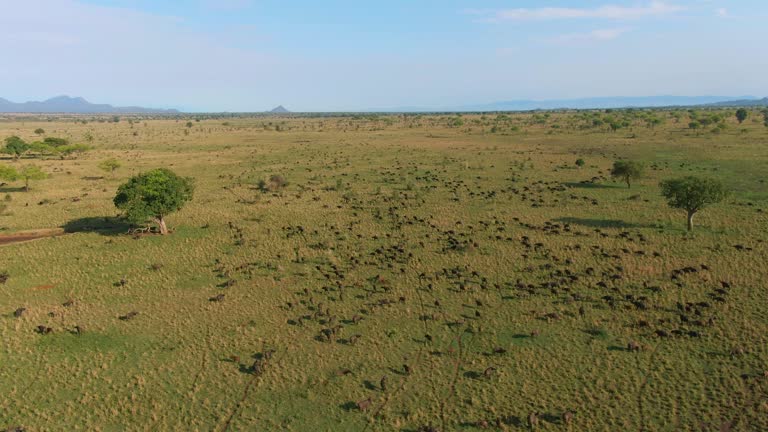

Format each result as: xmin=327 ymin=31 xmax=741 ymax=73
xmin=3 ymin=135 xmax=90 ymax=160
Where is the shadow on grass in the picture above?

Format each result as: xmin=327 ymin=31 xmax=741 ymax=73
xmin=562 ymin=182 xmax=621 ymax=189
xmin=0 ymin=185 xmax=27 ymax=193
xmin=62 ymin=217 xmax=135 ymax=235
xmin=553 ymin=217 xmax=654 ymax=229
xmin=339 ymin=401 xmax=358 ymax=412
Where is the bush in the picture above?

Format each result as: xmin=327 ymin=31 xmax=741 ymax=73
xmin=267 ymin=175 xmax=288 ymax=191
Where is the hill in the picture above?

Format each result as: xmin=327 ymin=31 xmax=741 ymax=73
xmin=269 ymin=105 xmax=291 ymax=113
xmin=706 ymin=97 xmax=768 ymax=107
xmin=372 ymin=95 xmax=760 ymax=112
xmin=0 ymin=96 xmax=179 ymax=114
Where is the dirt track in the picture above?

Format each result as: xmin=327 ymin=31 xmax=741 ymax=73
xmin=0 ymin=228 xmax=65 ymax=246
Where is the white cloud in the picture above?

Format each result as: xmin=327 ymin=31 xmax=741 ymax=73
xmin=476 ymin=1 xmax=684 ymax=22
xmin=552 ymin=28 xmax=631 ymax=43
xmin=715 ymin=8 xmax=728 ymax=17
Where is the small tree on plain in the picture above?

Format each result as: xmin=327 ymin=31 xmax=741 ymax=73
xmin=99 ymin=158 xmax=122 ymax=176
xmin=575 ymin=158 xmax=585 ymax=168
xmin=19 ymin=165 xmax=47 ymax=191
xmin=735 ymin=108 xmax=748 ymax=124
xmin=34 ymin=128 xmax=45 ymax=135
xmin=0 ymin=164 xmax=18 ymax=182
xmin=610 ymin=160 xmax=644 ymax=188
xmin=660 ymin=176 xmax=726 ymax=231
xmin=113 ymin=168 xmax=194 ymax=235
xmin=4 ymin=136 xmax=30 ymax=159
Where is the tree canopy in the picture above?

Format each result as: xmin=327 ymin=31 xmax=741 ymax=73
xmin=610 ymin=160 xmax=644 ymax=188
xmin=660 ymin=176 xmax=727 ymax=231
xmin=113 ymin=168 xmax=194 ymax=235
xmin=99 ymin=158 xmax=122 ymax=175
xmin=19 ymin=165 xmax=48 ymax=191
xmin=0 ymin=164 xmax=18 ymax=181
xmin=4 ymin=136 xmax=30 ymax=159
xmin=735 ymin=108 xmax=748 ymax=124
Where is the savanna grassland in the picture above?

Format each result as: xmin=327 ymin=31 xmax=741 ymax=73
xmin=0 ymin=109 xmax=767 ymax=431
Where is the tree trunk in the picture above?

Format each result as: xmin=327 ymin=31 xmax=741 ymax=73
xmin=156 ymin=216 xmax=169 ymax=235
xmin=24 ymin=178 xmax=29 ymax=191
xmin=687 ymin=211 xmax=695 ymax=231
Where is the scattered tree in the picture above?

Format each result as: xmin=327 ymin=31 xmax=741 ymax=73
xmin=660 ymin=176 xmax=727 ymax=231
xmin=34 ymin=128 xmax=45 ymax=135
xmin=43 ymin=137 xmax=68 ymax=147
xmin=56 ymin=143 xmax=91 ymax=159
xmin=114 ymin=168 xmax=194 ymax=235
xmin=575 ymin=158 xmax=585 ymax=168
xmin=0 ymin=164 xmax=18 ymax=181
xmin=99 ymin=158 xmax=122 ymax=176
xmin=610 ymin=160 xmax=644 ymax=188
xmin=19 ymin=165 xmax=48 ymax=191
xmin=4 ymin=136 xmax=30 ymax=159
xmin=735 ymin=108 xmax=748 ymax=124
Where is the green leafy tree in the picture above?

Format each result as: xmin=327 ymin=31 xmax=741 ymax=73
xmin=27 ymin=141 xmax=56 ymax=157
xmin=43 ymin=137 xmax=69 ymax=147
xmin=575 ymin=158 xmax=585 ymax=168
xmin=735 ymin=108 xmax=748 ymax=124
xmin=113 ymin=168 xmax=194 ymax=235
xmin=660 ymin=176 xmax=727 ymax=231
xmin=4 ymin=136 xmax=30 ymax=159
xmin=19 ymin=165 xmax=47 ymax=191
xmin=0 ymin=164 xmax=18 ymax=181
xmin=56 ymin=144 xmax=91 ymax=159
xmin=688 ymin=121 xmax=700 ymax=131
xmin=99 ymin=158 xmax=122 ymax=176
xmin=610 ymin=160 xmax=644 ymax=188
xmin=34 ymin=128 xmax=45 ymax=135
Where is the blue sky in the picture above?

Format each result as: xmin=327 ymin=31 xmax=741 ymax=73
xmin=1 ymin=0 xmax=766 ymax=111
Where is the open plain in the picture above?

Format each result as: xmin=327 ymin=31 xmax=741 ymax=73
xmin=1 ymin=110 xmax=767 ymax=431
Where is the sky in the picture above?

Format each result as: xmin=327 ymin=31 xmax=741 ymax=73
xmin=1 ymin=0 xmax=766 ymax=112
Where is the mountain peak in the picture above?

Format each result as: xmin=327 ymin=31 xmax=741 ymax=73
xmin=0 ymin=96 xmax=179 ymax=113
xmin=45 ymin=95 xmax=89 ymax=104
xmin=270 ymin=105 xmax=290 ymax=113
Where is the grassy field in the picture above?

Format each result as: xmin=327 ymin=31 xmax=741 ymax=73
xmin=0 ymin=110 xmax=767 ymax=431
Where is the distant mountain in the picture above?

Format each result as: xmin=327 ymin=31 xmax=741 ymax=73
xmin=370 ymin=96 xmax=761 ymax=112
xmin=0 ymin=96 xmax=179 ymax=113
xmin=705 ymin=97 xmax=768 ymax=107
xmin=269 ymin=105 xmax=290 ymax=113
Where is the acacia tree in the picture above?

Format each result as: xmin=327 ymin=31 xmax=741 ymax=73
xmin=98 ymin=158 xmax=122 ymax=176
xmin=4 ymin=136 xmax=30 ymax=159
xmin=113 ymin=168 xmax=194 ymax=235
xmin=660 ymin=176 xmax=726 ymax=231
xmin=19 ymin=165 xmax=48 ymax=191
xmin=610 ymin=160 xmax=644 ymax=188
xmin=0 ymin=164 xmax=18 ymax=182
xmin=735 ymin=108 xmax=748 ymax=124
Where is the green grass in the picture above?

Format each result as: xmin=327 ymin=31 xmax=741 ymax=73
xmin=0 ymin=110 xmax=766 ymax=431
